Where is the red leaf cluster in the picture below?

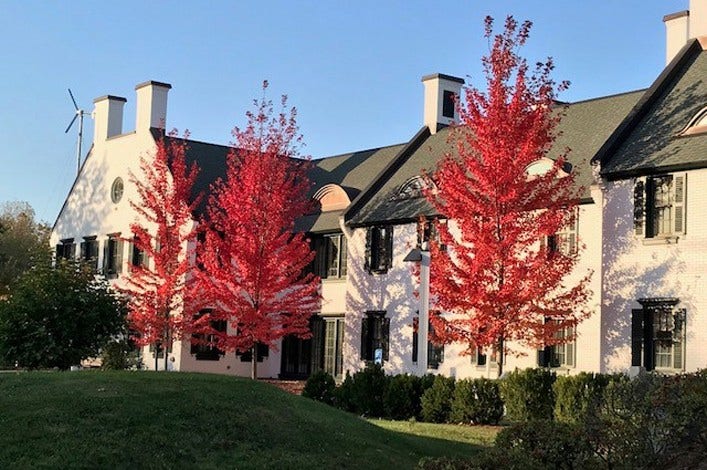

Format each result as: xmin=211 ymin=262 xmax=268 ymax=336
xmin=122 ymin=130 xmax=202 ymax=348
xmin=426 ymin=16 xmax=592 ymax=363
xmin=194 ymin=82 xmax=321 ymax=357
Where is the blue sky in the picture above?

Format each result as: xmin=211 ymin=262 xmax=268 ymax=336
xmin=0 ymin=1 xmax=684 ymax=223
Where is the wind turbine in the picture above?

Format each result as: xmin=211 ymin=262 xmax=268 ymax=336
xmin=65 ymin=89 xmax=87 ymax=175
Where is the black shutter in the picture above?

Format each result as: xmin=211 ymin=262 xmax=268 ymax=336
xmin=382 ymin=316 xmax=390 ymax=361
xmin=412 ymin=316 xmax=419 ymax=363
xmin=55 ymin=244 xmax=62 ymax=259
xmin=364 ymin=228 xmax=372 ymax=274
xmin=384 ymin=226 xmax=393 ymax=271
xmin=631 ymin=308 xmax=644 ymax=367
xmin=80 ymin=241 xmax=88 ymax=260
xmin=310 ymin=316 xmax=324 ymax=372
xmin=257 ymin=343 xmax=269 ymax=362
xmin=91 ymin=241 xmax=99 ymax=269
xmin=634 ymin=179 xmax=645 ymax=237
xmin=360 ymin=316 xmax=370 ymax=360
xmin=537 ymin=347 xmax=550 ymax=367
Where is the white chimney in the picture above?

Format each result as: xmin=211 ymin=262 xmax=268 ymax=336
xmin=422 ymin=73 xmax=464 ymax=134
xmin=135 ymin=80 xmax=171 ymax=131
xmin=665 ymin=10 xmax=690 ymax=64
xmin=665 ymin=1 xmax=707 ymax=65
xmin=92 ymin=95 xmax=126 ymax=142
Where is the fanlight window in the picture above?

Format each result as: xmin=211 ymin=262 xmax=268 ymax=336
xmin=395 ymin=176 xmax=433 ymax=200
xmin=525 ymin=158 xmax=570 ymax=179
xmin=313 ymin=184 xmax=350 ymax=212
xmin=677 ymin=105 xmax=707 ymax=136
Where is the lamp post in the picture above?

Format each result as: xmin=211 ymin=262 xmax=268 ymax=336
xmin=404 ymin=243 xmax=430 ymax=375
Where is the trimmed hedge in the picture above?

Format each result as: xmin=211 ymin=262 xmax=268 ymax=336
xmin=553 ymin=372 xmax=611 ymax=424
xmin=451 ymin=378 xmax=503 ymax=425
xmin=499 ymin=368 xmax=555 ymax=422
xmin=302 ymin=370 xmax=336 ymax=405
xmin=421 ymin=375 xmax=456 ymax=423
xmin=384 ymin=373 xmax=422 ymax=420
xmin=334 ymin=364 xmax=388 ymax=417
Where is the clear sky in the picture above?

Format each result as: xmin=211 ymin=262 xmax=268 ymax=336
xmin=0 ymin=0 xmax=684 ymax=223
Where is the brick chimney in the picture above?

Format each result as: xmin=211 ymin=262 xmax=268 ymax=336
xmin=92 ymin=95 xmax=126 ymax=142
xmin=421 ymin=73 xmax=464 ymax=134
xmin=664 ymin=1 xmax=707 ymax=65
xmin=135 ymin=80 xmax=172 ymax=131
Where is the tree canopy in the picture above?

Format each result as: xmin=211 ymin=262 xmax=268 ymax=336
xmin=427 ymin=17 xmax=592 ymax=375
xmin=0 ymin=259 xmax=126 ymax=370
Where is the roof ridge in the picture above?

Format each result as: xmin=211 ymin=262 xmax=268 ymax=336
xmin=314 ymin=142 xmax=407 ymax=161
xmin=567 ymin=88 xmax=647 ymax=106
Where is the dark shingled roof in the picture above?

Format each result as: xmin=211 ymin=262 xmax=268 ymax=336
xmin=154 ymin=129 xmax=405 ymax=232
xmin=346 ymin=90 xmax=643 ymax=226
xmin=597 ymin=40 xmax=707 ymax=178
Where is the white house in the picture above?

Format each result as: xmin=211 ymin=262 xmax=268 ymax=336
xmin=51 ymin=0 xmax=707 ymax=379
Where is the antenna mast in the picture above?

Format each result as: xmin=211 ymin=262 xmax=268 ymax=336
xmin=65 ymin=89 xmax=86 ymax=175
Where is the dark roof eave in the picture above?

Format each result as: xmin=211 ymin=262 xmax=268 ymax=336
xmin=603 ymin=160 xmax=707 ymax=180
xmin=344 ymin=126 xmax=431 ymax=223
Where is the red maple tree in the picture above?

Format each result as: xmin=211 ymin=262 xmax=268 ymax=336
xmin=196 ymin=82 xmax=320 ymax=379
xmin=123 ymin=130 xmax=202 ymax=370
xmin=427 ymin=17 xmax=591 ymax=376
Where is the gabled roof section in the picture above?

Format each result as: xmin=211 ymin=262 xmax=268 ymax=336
xmin=345 ymin=90 xmax=643 ymax=227
xmin=595 ymin=39 xmax=707 ymax=178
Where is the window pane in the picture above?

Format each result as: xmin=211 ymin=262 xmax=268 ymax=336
xmin=327 ymin=236 xmax=340 ymax=278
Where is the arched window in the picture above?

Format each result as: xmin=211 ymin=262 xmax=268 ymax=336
xmin=395 ymin=176 xmax=433 ymax=200
xmin=313 ymin=184 xmax=350 ymax=212
xmin=676 ymin=105 xmax=707 ymax=136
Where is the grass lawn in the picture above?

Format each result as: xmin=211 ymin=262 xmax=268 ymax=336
xmin=0 ymin=371 xmax=495 ymax=469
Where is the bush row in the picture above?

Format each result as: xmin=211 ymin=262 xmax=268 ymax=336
xmin=303 ymin=365 xmax=504 ymax=424
xmin=419 ymin=370 xmax=707 ymax=469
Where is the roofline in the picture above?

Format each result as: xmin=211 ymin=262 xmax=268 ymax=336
xmin=593 ymin=39 xmax=703 ymax=169
xmin=344 ymin=126 xmax=432 ymax=223
xmin=566 ymin=88 xmax=648 ymax=107
xmin=663 ymin=10 xmax=689 ymax=23
xmin=51 ymin=143 xmax=95 ymax=233
xmin=421 ymin=73 xmax=465 ymax=84
xmin=312 ymin=141 xmax=407 ymax=162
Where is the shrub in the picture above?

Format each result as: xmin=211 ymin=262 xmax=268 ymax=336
xmin=495 ymin=420 xmax=595 ymax=469
xmin=302 ymin=370 xmax=336 ymax=405
xmin=451 ymin=378 xmax=503 ymax=425
xmin=499 ymin=368 xmax=556 ymax=422
xmin=587 ymin=371 xmax=707 ymax=469
xmin=333 ymin=364 xmax=388 ymax=417
xmin=100 ymin=339 xmax=140 ymax=370
xmin=418 ymin=449 xmax=543 ymax=470
xmin=553 ymin=372 xmax=610 ymax=424
xmin=384 ymin=373 xmax=421 ymax=420
xmin=420 ymin=375 xmax=455 ymax=423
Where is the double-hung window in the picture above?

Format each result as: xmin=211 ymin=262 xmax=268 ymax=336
xmin=56 ymin=238 xmax=75 ymax=261
xmin=80 ymin=236 xmax=99 ymax=270
xmin=365 ymin=225 xmax=393 ymax=274
xmin=411 ymin=315 xmax=444 ymax=369
xmin=191 ymin=309 xmax=227 ymax=361
xmin=312 ymin=233 xmax=347 ymax=279
xmin=361 ymin=310 xmax=389 ymax=363
xmin=634 ymin=174 xmax=687 ymax=240
xmin=632 ymin=298 xmax=686 ymax=371
xmin=103 ymin=234 xmax=123 ymax=278
xmin=538 ymin=320 xmax=576 ymax=368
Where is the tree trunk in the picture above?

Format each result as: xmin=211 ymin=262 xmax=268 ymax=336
xmin=154 ymin=343 xmax=159 ymax=371
xmin=496 ymin=338 xmax=505 ymax=378
xmin=251 ymin=344 xmax=258 ymax=380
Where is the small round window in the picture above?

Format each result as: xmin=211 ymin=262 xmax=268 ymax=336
xmin=111 ymin=177 xmax=124 ymax=203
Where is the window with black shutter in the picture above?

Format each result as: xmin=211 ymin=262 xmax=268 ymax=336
xmin=634 ymin=174 xmax=687 ymax=239
xmin=103 ymin=234 xmax=123 ymax=278
xmin=537 ymin=319 xmax=575 ymax=368
xmin=129 ymin=235 xmax=146 ymax=269
xmin=632 ymin=299 xmax=685 ymax=371
xmin=427 ymin=320 xmax=444 ymax=369
xmin=80 ymin=236 xmax=99 ymax=270
xmin=56 ymin=238 xmax=75 ymax=261
xmin=367 ymin=226 xmax=393 ymax=274
xmin=311 ymin=233 xmax=348 ymax=279
xmin=238 ymin=343 xmax=269 ymax=362
xmin=361 ymin=311 xmax=389 ymax=363
xmin=191 ymin=309 xmax=227 ymax=361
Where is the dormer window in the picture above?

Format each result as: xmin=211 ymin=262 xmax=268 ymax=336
xmin=395 ymin=176 xmax=433 ymax=200
xmin=676 ymin=105 xmax=707 ymax=136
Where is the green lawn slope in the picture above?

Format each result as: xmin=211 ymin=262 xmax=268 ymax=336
xmin=0 ymin=371 xmax=486 ymax=469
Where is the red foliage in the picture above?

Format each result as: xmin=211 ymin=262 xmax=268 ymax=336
xmin=122 ymin=130 xmax=202 ymax=352
xmin=426 ymin=17 xmax=592 ymax=371
xmin=195 ymin=82 xmax=320 ymax=377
